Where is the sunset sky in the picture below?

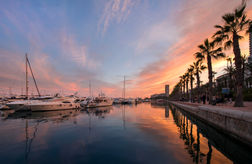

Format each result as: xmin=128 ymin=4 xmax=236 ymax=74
xmin=0 ymin=0 xmax=252 ymax=97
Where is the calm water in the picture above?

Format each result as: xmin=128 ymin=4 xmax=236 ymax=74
xmin=0 ymin=103 xmax=251 ymax=164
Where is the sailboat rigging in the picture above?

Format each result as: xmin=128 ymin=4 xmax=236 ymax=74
xmin=25 ymin=54 xmax=41 ymax=98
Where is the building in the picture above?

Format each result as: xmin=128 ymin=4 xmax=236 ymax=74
xmin=216 ymin=73 xmax=233 ymax=90
xmin=249 ymin=32 xmax=252 ymax=64
xmin=165 ymin=85 xmax=169 ymax=97
xmin=150 ymin=93 xmax=166 ymax=99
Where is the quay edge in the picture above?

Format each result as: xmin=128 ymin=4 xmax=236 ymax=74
xmin=168 ymin=101 xmax=252 ymax=147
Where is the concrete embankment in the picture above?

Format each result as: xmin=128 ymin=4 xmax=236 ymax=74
xmin=169 ymin=101 xmax=252 ymax=147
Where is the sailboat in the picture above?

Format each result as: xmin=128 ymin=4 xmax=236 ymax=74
xmin=121 ymin=76 xmax=134 ymax=104
xmin=6 ymin=54 xmax=42 ymax=110
xmin=6 ymin=54 xmax=80 ymax=111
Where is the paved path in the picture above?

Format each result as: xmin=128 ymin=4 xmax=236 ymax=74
xmin=179 ymin=101 xmax=252 ymax=112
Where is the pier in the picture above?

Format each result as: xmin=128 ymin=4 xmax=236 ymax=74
xmin=168 ymin=101 xmax=252 ymax=147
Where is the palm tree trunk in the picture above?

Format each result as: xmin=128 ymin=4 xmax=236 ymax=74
xmin=186 ymin=80 xmax=189 ymax=100
xmin=180 ymin=84 xmax=183 ymax=99
xmin=207 ymin=54 xmax=213 ymax=104
xmin=242 ymin=59 xmax=245 ymax=87
xmin=190 ymin=76 xmax=193 ymax=102
xmin=183 ymin=82 xmax=185 ymax=98
xmin=233 ymin=32 xmax=244 ymax=107
xmin=196 ymin=71 xmax=201 ymax=103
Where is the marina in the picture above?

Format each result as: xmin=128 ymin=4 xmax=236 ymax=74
xmin=1 ymin=1 xmax=252 ymax=163
xmin=0 ymin=103 xmax=251 ymax=164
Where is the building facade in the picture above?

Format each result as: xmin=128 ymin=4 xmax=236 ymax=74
xmin=249 ymin=32 xmax=252 ymax=64
xmin=165 ymin=85 xmax=169 ymax=97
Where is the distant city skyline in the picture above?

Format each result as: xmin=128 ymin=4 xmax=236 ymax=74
xmin=0 ymin=0 xmax=252 ymax=97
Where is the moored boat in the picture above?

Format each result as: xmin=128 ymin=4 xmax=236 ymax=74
xmin=85 ymin=95 xmax=113 ymax=108
xmin=23 ymin=97 xmax=80 ymax=112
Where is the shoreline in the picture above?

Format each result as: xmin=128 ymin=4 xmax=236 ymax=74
xmin=168 ymin=101 xmax=252 ymax=147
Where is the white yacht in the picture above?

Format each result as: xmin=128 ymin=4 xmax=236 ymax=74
xmin=80 ymin=97 xmax=93 ymax=107
xmin=23 ymin=97 xmax=80 ymax=112
xmin=6 ymin=100 xmax=40 ymax=110
xmin=84 ymin=95 xmax=113 ymax=108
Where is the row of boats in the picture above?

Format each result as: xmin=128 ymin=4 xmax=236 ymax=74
xmin=0 ymin=95 xmax=112 ymax=112
xmin=0 ymin=54 xmax=151 ymax=112
xmin=0 ymin=94 xmax=149 ymax=112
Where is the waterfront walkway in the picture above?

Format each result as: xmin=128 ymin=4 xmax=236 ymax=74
xmin=180 ymin=101 xmax=252 ymax=112
xmin=169 ymin=101 xmax=252 ymax=147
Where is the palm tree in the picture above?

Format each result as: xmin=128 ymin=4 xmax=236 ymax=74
xmin=241 ymin=54 xmax=247 ymax=87
xmin=170 ymin=82 xmax=182 ymax=100
xmin=188 ymin=65 xmax=195 ymax=102
xmin=179 ymin=75 xmax=185 ymax=99
xmin=224 ymin=57 xmax=234 ymax=90
xmin=185 ymin=72 xmax=189 ymax=100
xmin=193 ymin=59 xmax=207 ymax=103
xmin=213 ymin=3 xmax=251 ymax=107
xmin=195 ymin=39 xmax=225 ymax=104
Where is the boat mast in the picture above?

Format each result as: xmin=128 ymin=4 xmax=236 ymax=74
xmin=25 ymin=54 xmax=29 ymax=99
xmin=89 ymin=80 xmax=91 ymax=97
xmin=123 ymin=76 xmax=125 ymax=100
xmin=26 ymin=54 xmax=41 ymax=97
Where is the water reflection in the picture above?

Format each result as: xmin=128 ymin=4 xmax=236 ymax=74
xmin=165 ymin=106 xmax=169 ymax=118
xmin=85 ymin=106 xmax=112 ymax=119
xmin=0 ymin=103 xmax=251 ymax=164
xmin=25 ymin=119 xmax=41 ymax=161
xmin=168 ymin=103 xmax=252 ymax=164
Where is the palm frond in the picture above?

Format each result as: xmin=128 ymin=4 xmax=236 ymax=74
xmin=237 ymin=34 xmax=244 ymax=40
xmin=196 ymin=58 xmax=203 ymax=63
xmin=222 ymin=13 xmax=235 ymax=24
xmin=195 ymin=52 xmax=204 ymax=60
xmin=210 ymin=41 xmax=215 ymax=48
xmin=204 ymin=39 xmax=209 ymax=48
xmin=215 ymin=47 xmax=222 ymax=53
xmin=223 ymin=25 xmax=231 ymax=33
xmin=198 ymin=44 xmax=205 ymax=51
xmin=246 ymin=21 xmax=252 ymax=34
xmin=213 ymin=30 xmax=223 ymax=37
xmin=214 ymin=25 xmax=223 ymax=29
xmin=224 ymin=40 xmax=233 ymax=50
xmin=213 ymin=36 xmax=224 ymax=44
xmin=200 ymin=65 xmax=207 ymax=70
xmin=240 ymin=15 xmax=250 ymax=31
xmin=214 ymin=52 xmax=226 ymax=59
xmin=222 ymin=34 xmax=229 ymax=40
xmin=235 ymin=4 xmax=246 ymax=18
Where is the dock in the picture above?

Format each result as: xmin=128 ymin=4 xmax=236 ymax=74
xmin=168 ymin=101 xmax=252 ymax=147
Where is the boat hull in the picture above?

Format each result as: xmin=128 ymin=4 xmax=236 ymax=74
xmin=24 ymin=103 xmax=80 ymax=112
xmin=86 ymin=100 xmax=113 ymax=108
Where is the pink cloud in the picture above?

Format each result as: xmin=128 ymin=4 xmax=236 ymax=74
xmin=129 ymin=0 xmax=252 ymax=97
xmin=98 ymin=0 xmax=139 ymax=35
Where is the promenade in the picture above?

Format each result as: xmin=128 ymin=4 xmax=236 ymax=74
xmin=169 ymin=101 xmax=252 ymax=147
xmin=181 ymin=101 xmax=252 ymax=112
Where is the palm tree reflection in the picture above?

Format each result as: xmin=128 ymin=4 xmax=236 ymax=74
xmin=170 ymin=107 xmax=212 ymax=164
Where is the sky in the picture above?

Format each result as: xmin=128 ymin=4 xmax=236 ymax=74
xmin=0 ymin=0 xmax=252 ymax=98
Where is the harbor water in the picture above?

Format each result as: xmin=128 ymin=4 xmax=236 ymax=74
xmin=0 ymin=103 xmax=251 ymax=164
